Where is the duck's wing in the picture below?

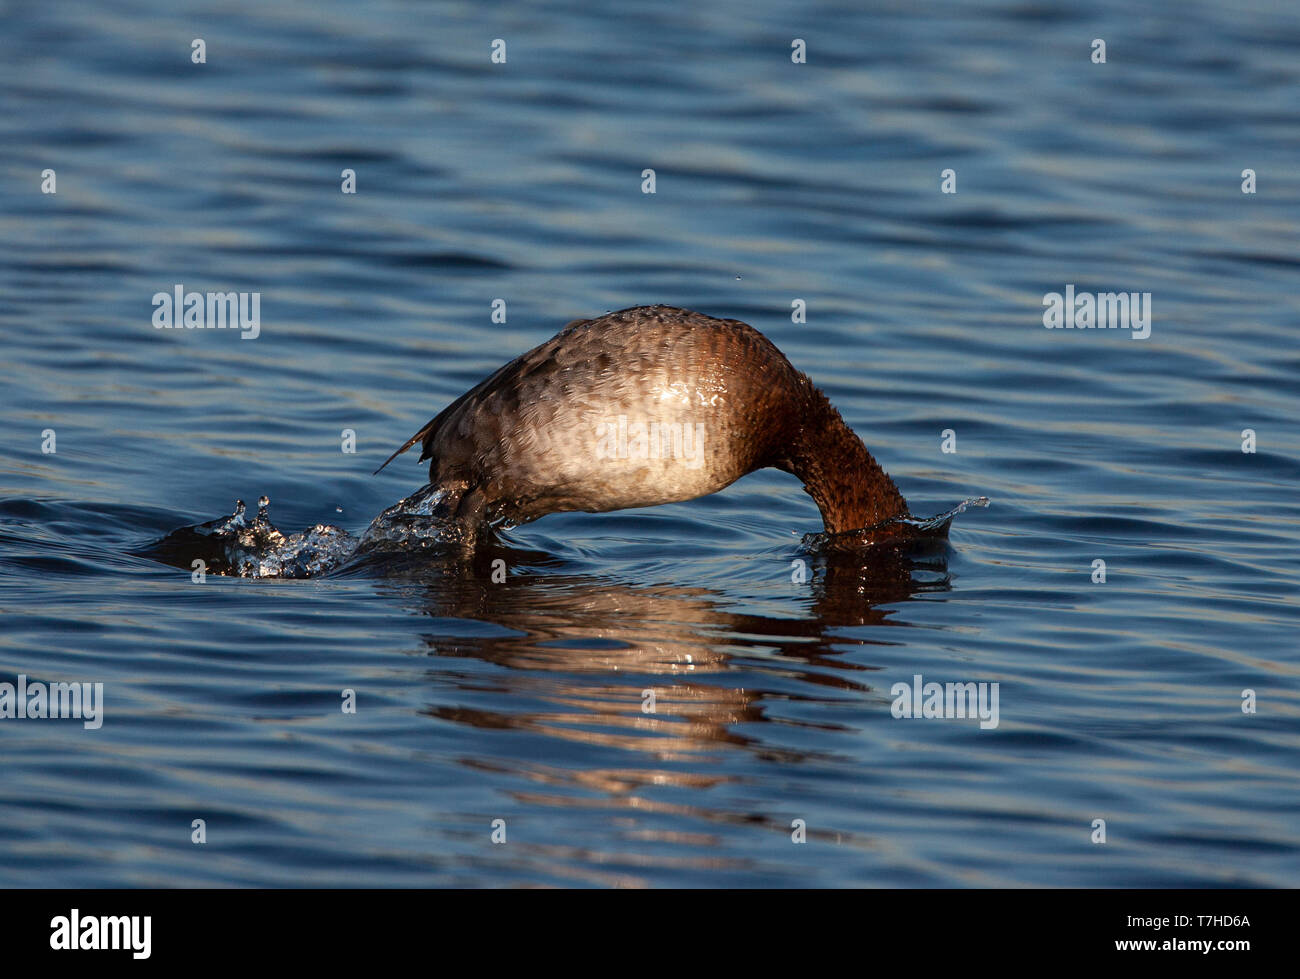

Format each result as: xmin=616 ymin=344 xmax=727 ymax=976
xmin=372 ymin=316 xmax=594 ymax=476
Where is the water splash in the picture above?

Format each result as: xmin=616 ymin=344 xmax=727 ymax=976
xmin=893 ymin=495 xmax=991 ymax=530
xmin=145 ymin=484 xmax=472 ymax=578
xmin=802 ymin=496 xmax=990 ymax=552
xmin=149 ymin=491 xmax=990 ymax=578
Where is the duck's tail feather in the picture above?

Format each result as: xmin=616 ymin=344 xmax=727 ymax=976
xmin=373 ymin=421 xmax=435 ymax=475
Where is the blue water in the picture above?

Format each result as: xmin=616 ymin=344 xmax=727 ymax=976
xmin=2 ymin=0 xmax=1298 ymax=887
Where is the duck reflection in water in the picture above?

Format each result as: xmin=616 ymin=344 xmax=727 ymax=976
xmin=356 ymin=532 xmax=951 ymax=858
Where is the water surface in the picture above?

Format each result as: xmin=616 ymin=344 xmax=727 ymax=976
xmin=2 ymin=0 xmax=1298 ymax=886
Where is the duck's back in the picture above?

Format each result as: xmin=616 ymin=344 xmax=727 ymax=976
xmin=404 ymin=305 xmax=809 ymax=525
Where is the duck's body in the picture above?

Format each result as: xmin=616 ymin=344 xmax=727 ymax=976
xmin=377 ymin=305 xmax=908 ymax=534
